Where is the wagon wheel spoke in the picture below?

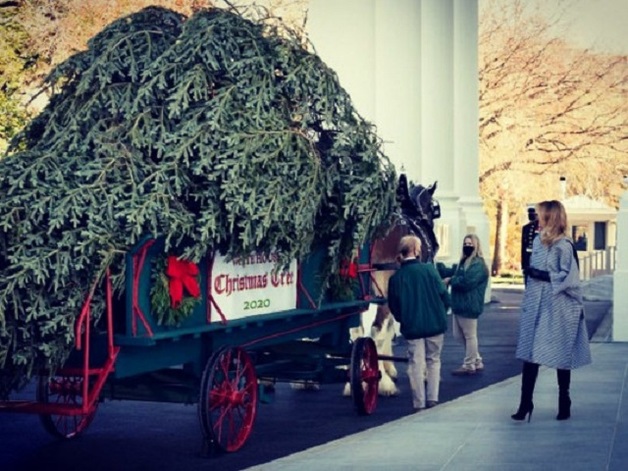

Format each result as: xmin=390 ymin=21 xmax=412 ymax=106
xmin=199 ymin=346 xmax=258 ymax=453
xmin=350 ymin=337 xmax=379 ymax=415
xmin=37 ymin=375 xmax=98 ymax=439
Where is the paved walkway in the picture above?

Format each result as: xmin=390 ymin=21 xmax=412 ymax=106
xmin=246 ymin=279 xmax=626 ymax=471
xmin=246 ymin=342 xmax=628 ymax=471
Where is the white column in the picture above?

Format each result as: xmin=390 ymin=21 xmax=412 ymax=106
xmin=420 ymin=0 xmax=454 ymax=191
xmin=373 ymin=0 xmax=422 ymax=179
xmin=453 ymin=0 xmax=491 ymax=299
xmin=307 ymin=0 xmax=377 ymax=122
xmin=613 ymin=185 xmax=628 ymax=340
xmin=420 ymin=0 xmax=461 ymax=261
xmin=308 ymin=1 xmax=422 ymax=179
xmin=308 ymin=0 xmax=483 ymax=279
xmin=453 ymin=0 xmax=482 ymax=205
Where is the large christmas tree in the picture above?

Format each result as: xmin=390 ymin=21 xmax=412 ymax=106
xmin=0 ymin=6 xmax=396 ymax=398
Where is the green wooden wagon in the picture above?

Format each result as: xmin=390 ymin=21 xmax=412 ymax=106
xmin=0 ymin=235 xmax=385 ymax=454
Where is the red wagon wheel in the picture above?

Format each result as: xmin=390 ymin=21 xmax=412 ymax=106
xmin=350 ymin=336 xmax=379 ymax=415
xmin=37 ymin=375 xmax=98 ymax=439
xmin=198 ymin=346 xmax=258 ymax=453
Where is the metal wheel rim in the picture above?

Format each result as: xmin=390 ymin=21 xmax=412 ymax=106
xmin=351 ymin=337 xmax=379 ymax=415
xmin=199 ymin=346 xmax=258 ymax=452
xmin=37 ymin=375 xmax=97 ymax=439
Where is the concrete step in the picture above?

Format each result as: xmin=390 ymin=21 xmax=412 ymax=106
xmin=582 ymin=274 xmax=613 ymax=301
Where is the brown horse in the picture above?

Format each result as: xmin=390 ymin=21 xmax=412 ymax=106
xmin=370 ymin=176 xmax=440 ymax=317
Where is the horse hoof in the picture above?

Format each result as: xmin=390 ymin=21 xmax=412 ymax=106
xmin=379 ymin=374 xmax=400 ymax=396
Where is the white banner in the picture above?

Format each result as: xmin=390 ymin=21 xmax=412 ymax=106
xmin=210 ymin=252 xmax=298 ymax=322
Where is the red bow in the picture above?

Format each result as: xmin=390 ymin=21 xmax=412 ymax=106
xmin=339 ymin=260 xmax=358 ymax=278
xmin=165 ymin=256 xmax=201 ymax=308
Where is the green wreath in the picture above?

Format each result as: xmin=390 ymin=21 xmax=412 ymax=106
xmin=150 ymin=256 xmax=200 ymax=327
xmin=328 ymin=259 xmax=359 ymax=302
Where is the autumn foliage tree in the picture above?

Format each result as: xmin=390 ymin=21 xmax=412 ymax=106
xmin=1 ymin=1 xmax=308 ymax=149
xmin=479 ymin=0 xmax=628 ymax=274
xmin=0 ymin=2 xmax=34 ymax=152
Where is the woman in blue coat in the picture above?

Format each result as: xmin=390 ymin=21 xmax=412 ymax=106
xmin=512 ymin=200 xmax=591 ymax=422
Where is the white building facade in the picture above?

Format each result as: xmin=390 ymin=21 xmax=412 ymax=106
xmin=307 ymin=0 xmax=490 ymax=268
xmin=614 ymin=183 xmax=628 ymax=341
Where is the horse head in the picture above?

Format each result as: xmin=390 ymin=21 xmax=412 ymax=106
xmin=397 ymin=174 xmax=441 ymax=228
xmin=369 ymin=172 xmax=442 ymax=301
xmin=395 ymin=174 xmax=440 ymax=263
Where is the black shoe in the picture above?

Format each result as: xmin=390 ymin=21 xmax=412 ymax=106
xmin=556 ymin=396 xmax=571 ymax=420
xmin=511 ymin=403 xmax=534 ymax=422
xmin=426 ymin=400 xmax=439 ymax=409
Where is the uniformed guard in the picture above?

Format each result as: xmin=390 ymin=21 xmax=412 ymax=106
xmin=521 ymin=207 xmax=539 ymax=284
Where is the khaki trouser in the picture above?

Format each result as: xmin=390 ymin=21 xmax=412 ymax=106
xmin=452 ymin=315 xmax=482 ymax=369
xmin=407 ymin=334 xmax=444 ymax=409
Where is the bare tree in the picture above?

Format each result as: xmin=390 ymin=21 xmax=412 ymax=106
xmin=479 ymin=0 xmax=628 ymax=274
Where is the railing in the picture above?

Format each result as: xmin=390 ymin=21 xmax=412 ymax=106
xmin=579 ymin=247 xmax=616 ymax=281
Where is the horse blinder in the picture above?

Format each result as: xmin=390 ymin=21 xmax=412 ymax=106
xmin=431 ymin=199 xmax=441 ymax=219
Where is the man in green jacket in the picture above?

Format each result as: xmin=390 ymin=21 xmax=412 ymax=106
xmin=387 ymin=235 xmax=451 ymax=412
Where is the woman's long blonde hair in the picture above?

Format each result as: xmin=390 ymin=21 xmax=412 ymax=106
xmin=537 ymin=200 xmax=568 ymax=245
xmin=460 ymin=233 xmax=483 ymax=268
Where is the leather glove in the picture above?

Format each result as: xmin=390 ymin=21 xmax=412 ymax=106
xmin=526 ymin=266 xmax=550 ymax=282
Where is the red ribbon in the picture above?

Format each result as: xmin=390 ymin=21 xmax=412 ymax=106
xmin=166 ymin=256 xmax=201 ymax=308
xmin=339 ymin=260 xmax=358 ymax=278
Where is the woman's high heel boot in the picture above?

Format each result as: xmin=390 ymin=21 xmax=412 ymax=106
xmin=511 ymin=361 xmax=539 ymax=423
xmin=556 ymin=394 xmax=571 ymax=420
xmin=511 ymin=402 xmax=534 ymax=422
xmin=556 ymin=369 xmax=571 ymax=420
